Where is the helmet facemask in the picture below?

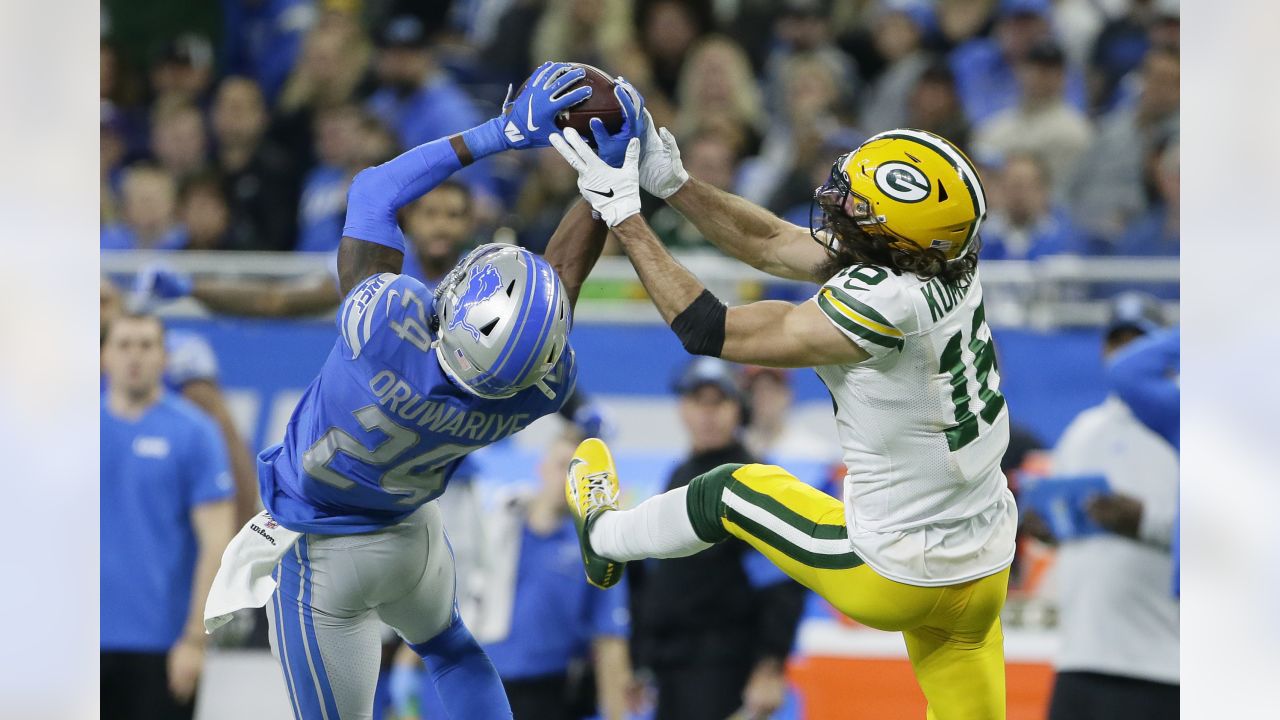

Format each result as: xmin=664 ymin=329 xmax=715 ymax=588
xmin=810 ymin=152 xmax=895 ymax=259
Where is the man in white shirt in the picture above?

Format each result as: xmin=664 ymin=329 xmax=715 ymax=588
xmin=1033 ymin=292 xmax=1179 ymax=719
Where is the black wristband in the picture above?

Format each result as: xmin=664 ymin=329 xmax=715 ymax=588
xmin=671 ymin=289 xmax=727 ymax=357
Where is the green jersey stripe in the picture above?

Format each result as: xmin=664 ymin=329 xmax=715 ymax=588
xmin=818 ymin=294 xmax=904 ymax=350
xmin=825 ymin=285 xmax=898 ymax=330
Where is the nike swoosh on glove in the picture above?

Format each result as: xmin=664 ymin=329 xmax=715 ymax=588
xmin=550 ymin=128 xmax=642 ymax=228
xmin=498 ymin=61 xmax=592 ymax=149
xmin=637 ymin=108 xmax=689 ymax=199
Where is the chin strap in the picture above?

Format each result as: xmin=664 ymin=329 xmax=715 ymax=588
xmin=533 ymin=378 xmax=557 ymax=401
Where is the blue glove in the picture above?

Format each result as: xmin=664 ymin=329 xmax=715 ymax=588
xmin=136 ymin=263 xmax=193 ymax=300
xmin=461 ymin=61 xmax=593 ymax=158
xmin=591 ymin=77 xmax=646 ymax=169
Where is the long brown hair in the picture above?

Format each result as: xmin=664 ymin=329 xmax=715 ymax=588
xmin=815 ymin=219 xmax=980 ymax=286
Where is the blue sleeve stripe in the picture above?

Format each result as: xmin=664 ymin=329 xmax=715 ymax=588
xmin=340 ymin=274 xmax=396 ymax=358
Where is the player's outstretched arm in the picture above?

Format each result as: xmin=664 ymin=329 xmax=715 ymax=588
xmin=613 ymin=214 xmax=867 ymax=368
xmin=631 ymin=105 xmax=828 ymax=283
xmin=668 ymin=177 xmax=829 ymax=283
xmin=137 ymin=264 xmax=342 ymax=317
xmin=552 ymin=127 xmax=866 ymax=368
xmin=543 ymin=199 xmax=608 ymax=311
xmin=339 ymin=61 xmax=593 ymax=295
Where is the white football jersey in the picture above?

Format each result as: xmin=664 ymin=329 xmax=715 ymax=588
xmin=812 ymin=263 xmax=1017 ymax=586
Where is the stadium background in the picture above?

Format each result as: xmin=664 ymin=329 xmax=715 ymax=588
xmin=99 ymin=0 xmax=1179 ymax=718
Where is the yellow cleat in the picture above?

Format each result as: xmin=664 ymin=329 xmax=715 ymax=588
xmin=565 ymin=438 xmax=626 ymax=589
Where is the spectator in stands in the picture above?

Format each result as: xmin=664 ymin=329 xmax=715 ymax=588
xmin=178 ymin=174 xmax=231 ymax=251
xmin=1114 ymin=140 xmax=1178 ymax=257
xmin=674 ymin=35 xmax=764 ymax=157
xmin=150 ymin=35 xmax=216 ymax=109
xmin=278 ymin=12 xmax=372 ymax=113
xmin=211 ymin=76 xmax=301 ymax=251
xmin=392 ymin=424 xmax=634 ymax=720
xmin=219 ymin=0 xmax=317 ymax=103
xmin=1034 ymin=293 xmax=1179 ymax=720
xmin=149 ymin=102 xmax=210 ymax=186
xmin=366 ymin=15 xmax=483 ymax=153
xmin=101 ymin=165 xmax=188 ymax=250
xmin=972 ymin=39 xmax=1093 ymax=199
xmin=105 ymin=275 xmax=260 ymax=527
xmin=858 ymin=0 xmax=935 ymax=134
xmin=981 ymin=152 xmax=1085 ymax=260
xmin=629 ymin=358 xmax=805 ymax=720
xmin=101 ymin=104 xmax=128 ymax=225
xmin=136 ymin=181 xmax=479 ymax=318
xmin=514 ymin=149 xmax=584 ymax=253
xmin=532 ymin=0 xmax=637 ymax=87
xmin=949 ymin=0 xmax=1085 ymax=125
xmin=295 ymin=104 xmax=365 ymax=253
xmin=740 ymin=366 xmax=837 ymax=462
xmin=906 ymin=60 xmax=972 ymax=149
xmin=102 ymin=40 xmax=150 ymax=159
xmin=1087 ymin=0 xmax=1179 ymax=114
xmin=1069 ymin=44 xmax=1178 ymax=243
xmin=934 ymin=0 xmax=996 ymax=50
xmin=1048 ymin=0 xmax=1105 ymax=69
xmin=101 ymin=313 xmax=236 ymax=720
xmin=763 ymin=0 xmax=858 ymax=124
xmin=739 ymin=53 xmax=862 ymax=212
xmin=364 ymin=15 xmax=496 ymax=200
xmin=633 ymin=0 xmax=710 ymax=122
xmin=274 ymin=11 xmax=374 ymax=167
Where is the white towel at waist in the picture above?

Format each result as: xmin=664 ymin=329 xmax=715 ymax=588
xmin=468 ymin=489 xmax=529 ymax=644
xmin=204 ymin=510 xmax=301 ymax=633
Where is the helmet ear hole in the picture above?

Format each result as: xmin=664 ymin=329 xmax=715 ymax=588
xmin=938 ymin=183 xmax=949 ymax=202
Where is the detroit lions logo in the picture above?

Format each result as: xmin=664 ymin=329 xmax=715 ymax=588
xmin=448 ymin=263 xmax=504 ymax=341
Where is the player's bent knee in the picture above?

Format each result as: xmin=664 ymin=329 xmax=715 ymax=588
xmin=407 ymin=610 xmax=473 ymax=662
xmin=685 ymin=463 xmax=748 ymax=543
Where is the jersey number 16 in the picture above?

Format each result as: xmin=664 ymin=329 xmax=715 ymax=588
xmin=940 ymin=302 xmax=1006 ymax=451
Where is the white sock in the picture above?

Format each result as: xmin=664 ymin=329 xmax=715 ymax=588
xmin=589 ymin=485 xmax=714 ymax=562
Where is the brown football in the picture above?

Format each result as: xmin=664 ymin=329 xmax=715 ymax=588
xmin=553 ymin=63 xmax=624 ymax=147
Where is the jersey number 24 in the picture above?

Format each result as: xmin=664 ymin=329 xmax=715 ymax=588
xmin=302 ymin=405 xmax=474 ymax=505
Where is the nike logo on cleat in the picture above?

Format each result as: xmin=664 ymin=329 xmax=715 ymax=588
xmin=586 ymin=187 xmax=615 ymax=198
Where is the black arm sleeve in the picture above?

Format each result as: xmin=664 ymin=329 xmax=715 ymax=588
xmin=752 ymin=580 xmax=807 ymax=663
xmin=670 ymin=289 xmax=727 ymax=357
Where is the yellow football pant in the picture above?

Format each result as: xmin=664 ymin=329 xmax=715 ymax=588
xmin=686 ymin=463 xmax=1009 ymax=720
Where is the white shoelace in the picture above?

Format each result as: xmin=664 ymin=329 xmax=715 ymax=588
xmin=582 ymin=470 xmax=619 ymax=510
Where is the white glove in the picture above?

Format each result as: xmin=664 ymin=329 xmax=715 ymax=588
xmin=549 ymin=127 xmax=642 ymax=228
xmin=637 ymin=108 xmax=689 ymax=199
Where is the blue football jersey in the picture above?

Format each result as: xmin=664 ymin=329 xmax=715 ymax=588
xmin=259 ymin=272 xmax=577 ymax=533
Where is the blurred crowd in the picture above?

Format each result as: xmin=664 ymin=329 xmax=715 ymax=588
xmin=101 ymin=0 xmax=1179 ymax=268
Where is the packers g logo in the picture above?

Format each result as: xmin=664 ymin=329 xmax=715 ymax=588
xmin=874 ymin=162 xmax=931 ymax=203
